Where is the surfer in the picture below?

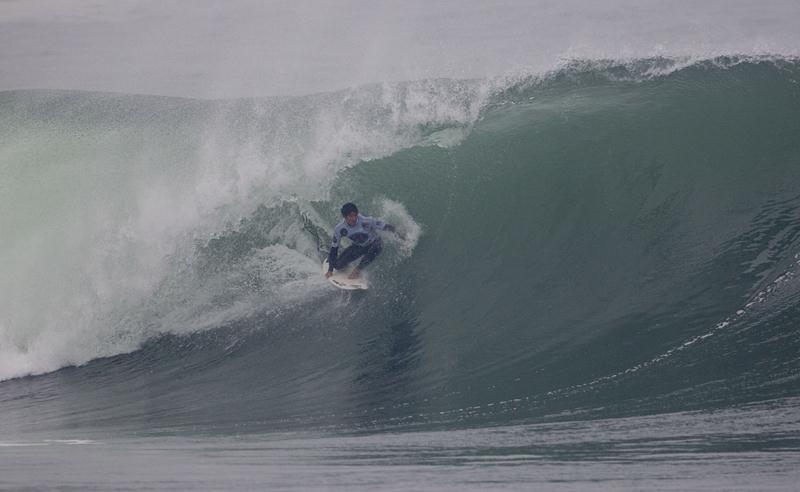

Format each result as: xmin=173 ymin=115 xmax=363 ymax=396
xmin=326 ymin=202 xmax=397 ymax=280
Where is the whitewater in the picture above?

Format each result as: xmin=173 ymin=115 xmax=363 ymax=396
xmin=2 ymin=1 xmax=800 ymax=490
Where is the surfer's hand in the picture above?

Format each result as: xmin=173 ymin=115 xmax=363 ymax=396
xmin=348 ymin=269 xmax=360 ymax=279
xmin=325 ymin=271 xmax=333 ymax=279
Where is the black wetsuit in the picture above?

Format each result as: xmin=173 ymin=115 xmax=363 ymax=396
xmin=327 ymin=214 xmax=395 ymax=272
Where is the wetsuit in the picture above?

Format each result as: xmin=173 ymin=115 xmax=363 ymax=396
xmin=327 ymin=214 xmax=395 ymax=272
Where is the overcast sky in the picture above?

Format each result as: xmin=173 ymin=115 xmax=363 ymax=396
xmin=2 ymin=0 xmax=799 ymax=98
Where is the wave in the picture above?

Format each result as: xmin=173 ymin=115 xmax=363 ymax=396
xmin=1 ymin=56 xmax=799 ymax=434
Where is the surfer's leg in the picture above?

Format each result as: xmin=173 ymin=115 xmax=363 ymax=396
xmin=357 ymin=239 xmax=382 ymax=269
xmin=334 ymin=244 xmax=366 ymax=269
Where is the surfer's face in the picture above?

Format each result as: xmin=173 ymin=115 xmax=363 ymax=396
xmin=345 ymin=212 xmax=358 ymax=226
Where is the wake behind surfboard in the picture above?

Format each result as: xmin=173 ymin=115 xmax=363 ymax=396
xmin=322 ymin=259 xmax=368 ymax=290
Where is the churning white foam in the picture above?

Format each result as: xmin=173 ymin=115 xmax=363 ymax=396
xmin=0 ymin=81 xmax=480 ymax=381
xmin=378 ymin=198 xmax=423 ymax=259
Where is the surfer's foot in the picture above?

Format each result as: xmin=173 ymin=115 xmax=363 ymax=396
xmin=348 ymin=269 xmax=361 ymax=279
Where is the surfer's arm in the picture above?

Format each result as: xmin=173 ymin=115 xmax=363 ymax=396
xmin=327 ymin=225 xmax=344 ymax=273
xmin=367 ymin=216 xmax=396 ymax=233
xmin=379 ymin=221 xmax=399 ymax=236
xmin=327 ymin=246 xmax=339 ymax=272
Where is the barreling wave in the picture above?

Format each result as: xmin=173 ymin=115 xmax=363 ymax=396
xmin=1 ymin=56 xmax=799 ymax=435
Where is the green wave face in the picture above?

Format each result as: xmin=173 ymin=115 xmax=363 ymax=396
xmin=1 ymin=58 xmax=799 ymax=433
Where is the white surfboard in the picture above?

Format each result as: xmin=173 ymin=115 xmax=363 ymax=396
xmin=322 ymin=259 xmax=368 ymax=290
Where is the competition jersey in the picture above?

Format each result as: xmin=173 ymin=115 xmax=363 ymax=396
xmin=330 ymin=214 xmax=389 ymax=248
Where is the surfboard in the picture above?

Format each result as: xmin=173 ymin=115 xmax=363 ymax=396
xmin=322 ymin=259 xmax=368 ymax=290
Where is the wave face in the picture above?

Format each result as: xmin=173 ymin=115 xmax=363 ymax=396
xmin=1 ymin=57 xmax=800 ymax=435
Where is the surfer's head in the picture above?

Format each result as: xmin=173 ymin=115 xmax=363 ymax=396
xmin=341 ymin=202 xmax=358 ymax=217
xmin=341 ymin=202 xmax=359 ymax=225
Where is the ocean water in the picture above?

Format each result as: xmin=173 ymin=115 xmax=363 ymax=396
xmin=3 ymin=2 xmax=800 ymax=490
